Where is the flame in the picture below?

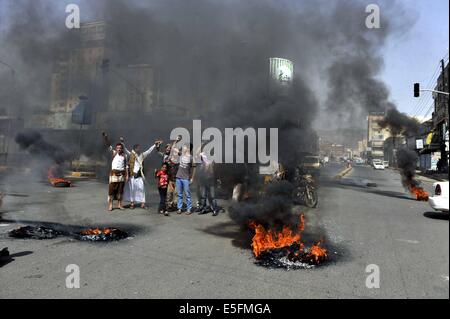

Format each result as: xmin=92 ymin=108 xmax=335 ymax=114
xmin=48 ymin=167 xmax=72 ymax=187
xmin=409 ymin=186 xmax=429 ymax=201
xmin=248 ymin=214 xmax=327 ymax=264
xmin=249 ymin=221 xmax=301 ymax=258
xmin=307 ymin=242 xmax=327 ymax=263
xmin=80 ymin=228 xmax=116 ymax=235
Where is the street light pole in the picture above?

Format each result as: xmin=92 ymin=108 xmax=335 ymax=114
xmin=419 ymin=89 xmax=450 ymax=96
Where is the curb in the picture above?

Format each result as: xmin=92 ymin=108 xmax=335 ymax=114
xmin=334 ymin=166 xmax=353 ymax=179
xmin=67 ymin=171 xmax=96 ymax=178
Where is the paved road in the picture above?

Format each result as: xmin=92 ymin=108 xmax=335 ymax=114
xmin=0 ymin=164 xmax=448 ymax=298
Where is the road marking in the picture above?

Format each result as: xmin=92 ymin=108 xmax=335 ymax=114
xmin=334 ymin=166 xmax=353 ymax=179
xmin=395 ymin=239 xmax=419 ymax=244
xmin=441 ymin=275 xmax=449 ymax=281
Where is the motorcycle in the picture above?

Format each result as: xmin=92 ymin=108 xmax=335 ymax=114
xmin=231 ymin=164 xmax=318 ymax=208
xmin=291 ymin=167 xmax=318 ymax=208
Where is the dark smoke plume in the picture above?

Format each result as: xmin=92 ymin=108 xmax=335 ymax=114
xmin=15 ymin=131 xmax=70 ymax=165
xmin=229 ymin=181 xmax=298 ymax=229
xmin=396 ymin=148 xmax=420 ymax=189
xmin=379 ymin=109 xmax=420 ymax=137
xmin=378 ymin=109 xmax=421 ymax=191
xmin=0 ymin=0 xmax=417 ymax=229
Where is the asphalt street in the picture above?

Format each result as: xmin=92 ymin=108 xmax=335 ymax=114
xmin=0 ymin=164 xmax=448 ymax=298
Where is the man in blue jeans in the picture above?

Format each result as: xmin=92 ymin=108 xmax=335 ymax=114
xmin=176 ymin=143 xmax=195 ymax=215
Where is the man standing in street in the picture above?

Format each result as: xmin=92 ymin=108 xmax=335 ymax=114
xmin=121 ymin=137 xmax=162 ymax=209
xmin=103 ymin=132 xmax=129 ymax=212
xmin=159 ymin=135 xmax=182 ymax=211
xmin=195 ymin=149 xmax=219 ymax=216
xmin=176 ymin=143 xmax=195 ymax=215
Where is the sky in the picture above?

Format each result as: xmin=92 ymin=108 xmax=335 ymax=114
xmin=0 ymin=0 xmax=449 ymax=119
xmin=381 ymin=0 xmax=449 ymax=118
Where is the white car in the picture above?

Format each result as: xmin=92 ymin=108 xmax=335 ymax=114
xmin=372 ymin=161 xmax=385 ymax=170
xmin=428 ymin=181 xmax=449 ymax=212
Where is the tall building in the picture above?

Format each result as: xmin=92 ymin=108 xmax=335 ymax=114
xmin=268 ymin=58 xmax=294 ymax=95
xmin=47 ymin=21 xmax=107 ymax=128
xmin=431 ymin=61 xmax=449 ymax=171
xmin=356 ymin=139 xmax=367 ymax=158
xmin=42 ymin=21 xmax=159 ymax=129
xmin=366 ymin=112 xmax=391 ymax=162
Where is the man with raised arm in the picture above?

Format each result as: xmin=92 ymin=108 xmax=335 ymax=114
xmin=102 ymin=132 xmax=129 ymax=212
xmin=121 ymin=137 xmax=162 ymax=209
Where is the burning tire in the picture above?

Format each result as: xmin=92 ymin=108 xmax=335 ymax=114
xmin=9 ymin=226 xmax=61 ymax=239
xmin=249 ymin=214 xmax=327 ymax=269
xmin=76 ymin=228 xmax=128 ymax=241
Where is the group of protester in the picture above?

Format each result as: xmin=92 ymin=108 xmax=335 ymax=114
xmin=102 ymin=132 xmax=219 ymax=216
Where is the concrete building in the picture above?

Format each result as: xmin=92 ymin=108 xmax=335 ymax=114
xmin=268 ymin=57 xmax=294 ymax=96
xmin=430 ymin=61 xmax=449 ymax=172
xmin=366 ymin=112 xmax=391 ymax=162
xmin=319 ymin=139 xmax=346 ymax=161
xmin=383 ymin=136 xmax=406 ymax=168
xmin=355 ymin=139 xmax=367 ymax=158
xmin=31 ymin=20 xmax=160 ymax=130
xmin=0 ymin=115 xmax=24 ymax=164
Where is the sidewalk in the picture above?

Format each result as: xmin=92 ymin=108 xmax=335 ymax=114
xmin=416 ymin=171 xmax=449 ymax=182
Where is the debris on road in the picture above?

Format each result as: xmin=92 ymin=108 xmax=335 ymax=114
xmin=1 ymin=247 xmax=9 ymax=257
xmin=9 ymin=226 xmax=62 ymax=239
xmin=8 ymin=225 xmax=129 ymax=242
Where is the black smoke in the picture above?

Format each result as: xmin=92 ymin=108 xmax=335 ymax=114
xmin=228 ymin=181 xmax=298 ymax=229
xmin=0 ymin=0 xmax=417 ymax=227
xmin=379 ymin=108 xmax=420 ymax=137
xmin=396 ymin=148 xmax=419 ymax=189
xmin=378 ymin=109 xmax=421 ymax=191
xmin=15 ymin=131 xmax=70 ymax=165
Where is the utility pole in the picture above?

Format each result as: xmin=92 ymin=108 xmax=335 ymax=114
xmin=441 ymin=59 xmax=450 ymax=171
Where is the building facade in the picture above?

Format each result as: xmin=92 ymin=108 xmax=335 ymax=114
xmin=366 ymin=112 xmax=391 ymax=162
xmin=33 ymin=21 xmax=160 ymax=130
xmin=431 ymin=61 xmax=449 ymax=172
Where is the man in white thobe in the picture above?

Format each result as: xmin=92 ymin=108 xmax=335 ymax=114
xmin=122 ymin=139 xmax=162 ymax=209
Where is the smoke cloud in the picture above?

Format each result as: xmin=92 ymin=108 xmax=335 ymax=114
xmin=396 ymin=148 xmax=420 ymax=189
xmin=379 ymin=108 xmax=420 ymax=137
xmin=0 ymin=0 xmax=418 ymax=227
xmin=15 ymin=130 xmax=71 ymax=165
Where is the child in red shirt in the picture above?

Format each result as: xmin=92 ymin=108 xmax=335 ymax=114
xmin=155 ymin=163 xmax=169 ymax=216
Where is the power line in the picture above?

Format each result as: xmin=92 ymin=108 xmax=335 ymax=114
xmin=412 ymin=51 xmax=449 ymax=116
xmin=417 ymin=52 xmax=449 ymax=122
xmin=422 ymin=102 xmax=434 ymax=120
xmin=411 ymin=61 xmax=441 ymax=116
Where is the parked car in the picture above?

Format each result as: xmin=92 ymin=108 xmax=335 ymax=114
xmin=383 ymin=161 xmax=389 ymax=168
xmin=302 ymin=155 xmax=321 ymax=171
xmin=428 ymin=181 xmax=449 ymax=212
xmin=372 ymin=160 xmax=385 ymax=170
